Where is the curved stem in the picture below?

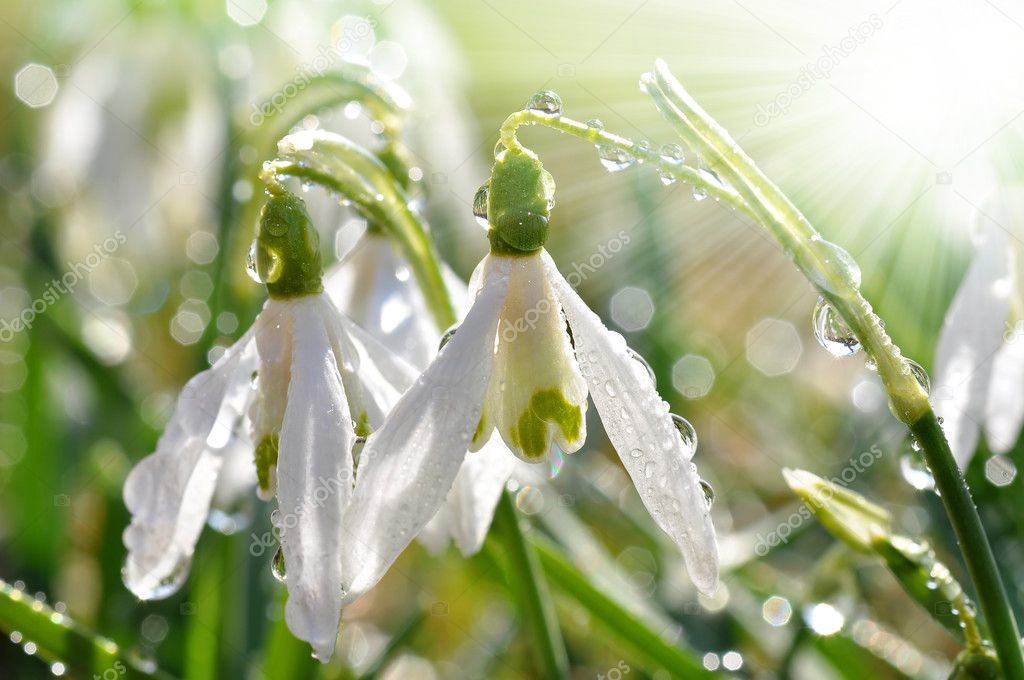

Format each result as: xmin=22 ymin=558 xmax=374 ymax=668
xmin=498 ymin=110 xmax=760 ymax=223
xmin=262 ymin=131 xmax=457 ymax=330
xmin=640 ymin=61 xmax=1023 ymax=678
xmin=911 ymin=413 xmax=1022 ymax=674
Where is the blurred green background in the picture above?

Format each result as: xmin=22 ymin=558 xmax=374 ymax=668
xmin=1 ymin=0 xmax=1023 ymax=677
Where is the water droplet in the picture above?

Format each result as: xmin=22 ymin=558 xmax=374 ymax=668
xmin=597 ymin=145 xmax=636 ymax=172
xmin=660 ymin=143 xmax=685 ymax=165
xmin=586 ymin=118 xmax=604 ymax=130
xmin=812 ymin=297 xmax=861 ymax=357
xmin=807 ymin=239 xmax=862 ymax=293
xmin=865 ymin=356 xmax=878 ymax=371
xmin=246 ymin=241 xmax=262 ymax=283
xmin=670 ymin=414 xmax=698 ymax=458
xmin=910 ymin=436 xmax=922 ymax=452
xmin=630 ymin=448 xmax=644 ymax=458
xmin=900 ymin=453 xmax=935 ymax=491
xmin=271 ymin=547 xmax=286 ymax=582
xmin=438 ymin=324 xmax=459 ymax=351
xmin=604 ymin=381 xmax=617 ymax=397
xmin=493 ymin=140 xmax=506 ymax=158
xmin=692 ymin=185 xmax=709 ymax=201
xmin=526 ymin=90 xmax=562 ymax=116
xmin=627 ymin=348 xmax=656 ymax=384
xmin=300 ymin=180 xmax=312 ymax=193
xmin=472 ymin=183 xmax=489 ymax=229
xmin=246 ymin=240 xmax=282 ymax=284
xmin=123 ymin=554 xmax=192 ymax=600
xmin=906 ymin=359 xmax=931 ymax=393
xmin=700 ymin=480 xmax=715 ymax=508
xmin=635 ymin=140 xmax=653 ymax=158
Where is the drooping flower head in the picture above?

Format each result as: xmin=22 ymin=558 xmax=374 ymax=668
xmin=123 ymin=190 xmax=418 ymax=661
xmin=352 ymin=147 xmax=720 ymax=593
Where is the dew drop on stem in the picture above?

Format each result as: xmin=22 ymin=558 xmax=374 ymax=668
xmin=812 ymin=297 xmax=861 ymax=357
xmin=597 ymin=145 xmax=636 ymax=172
xmin=526 ymin=90 xmax=562 ymax=116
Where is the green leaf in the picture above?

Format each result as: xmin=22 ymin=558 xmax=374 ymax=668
xmin=0 ymin=578 xmax=175 ymax=679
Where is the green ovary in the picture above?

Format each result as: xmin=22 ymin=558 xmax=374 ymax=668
xmin=513 ymin=388 xmax=583 ymax=459
xmin=255 ymin=433 xmax=279 ymax=494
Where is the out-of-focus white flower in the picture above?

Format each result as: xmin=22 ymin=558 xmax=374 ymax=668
xmin=123 ymin=193 xmax=419 ymax=661
xmin=934 ymin=190 xmax=1024 ymax=467
xmin=326 ymin=233 xmax=516 ymax=556
xmin=341 ymin=246 xmax=720 ymax=594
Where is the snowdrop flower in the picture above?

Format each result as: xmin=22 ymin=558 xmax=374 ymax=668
xmin=325 ymin=232 xmax=517 ymax=556
xmin=346 ymin=148 xmax=719 ymax=593
xmin=934 ymin=190 xmax=1024 ymax=467
xmin=123 ymin=191 xmax=418 ymax=660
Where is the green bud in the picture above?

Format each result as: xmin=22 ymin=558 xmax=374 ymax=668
xmin=256 ymin=191 xmax=324 ymax=299
xmin=782 ymin=468 xmax=891 ymax=553
xmin=486 ymin=147 xmax=555 ymax=253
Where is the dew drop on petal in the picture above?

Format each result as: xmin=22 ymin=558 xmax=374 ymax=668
xmin=670 ymin=414 xmax=698 ymax=458
xmin=627 ymin=348 xmax=656 ymax=384
xmin=124 ymin=554 xmax=192 ymax=600
xmin=700 ymin=479 xmax=715 ymax=508
xmin=812 ymin=297 xmax=861 ymax=357
xmin=438 ymin=324 xmax=459 ymax=352
xmin=526 ymin=90 xmax=562 ymax=116
xmin=473 ymin=183 xmax=489 ymax=228
xmin=271 ymin=547 xmax=286 ymax=582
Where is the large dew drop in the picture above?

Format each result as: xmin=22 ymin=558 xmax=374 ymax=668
xmin=807 ymin=238 xmax=862 ymax=294
xmin=472 ymin=183 xmax=489 ymax=229
xmin=812 ymin=297 xmax=861 ymax=357
xmin=670 ymin=413 xmax=698 ymax=458
xmin=906 ymin=359 xmax=931 ymax=393
xmin=271 ymin=547 xmax=286 ymax=583
xmin=627 ymin=348 xmax=656 ymax=384
xmin=597 ymin=145 xmax=636 ymax=172
xmin=526 ymin=90 xmax=562 ymax=116
xmin=123 ymin=555 xmax=192 ymax=600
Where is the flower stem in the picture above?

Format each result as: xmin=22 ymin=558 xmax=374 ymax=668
xmin=911 ymin=412 xmax=1022 ymax=675
xmin=492 ymin=492 xmax=570 ymax=679
xmin=639 ymin=61 xmax=1024 ymax=677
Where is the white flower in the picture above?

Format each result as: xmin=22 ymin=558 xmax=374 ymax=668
xmin=326 ymin=233 xmax=517 ymax=556
xmin=934 ymin=191 xmax=1024 ymax=467
xmin=123 ymin=193 xmax=420 ymax=661
xmin=346 ymin=247 xmax=720 ymax=594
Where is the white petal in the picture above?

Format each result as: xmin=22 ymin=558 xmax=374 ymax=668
xmin=543 ymin=253 xmax=719 ymax=593
xmin=475 ymin=253 xmax=587 ymax=460
xmin=448 ymin=432 xmax=518 ymax=555
xmin=933 ymin=227 xmax=1011 ymax=467
xmin=326 ymin=234 xmax=468 ymax=369
xmin=123 ymin=328 xmax=256 ymax=599
xmin=417 ymin=504 xmax=453 ymax=555
xmin=340 ymin=255 xmax=511 ymax=602
xmin=276 ymin=298 xmax=356 ymax=662
xmin=986 ymin=339 xmax=1024 ymax=453
xmin=250 ymin=299 xmax=296 ymax=498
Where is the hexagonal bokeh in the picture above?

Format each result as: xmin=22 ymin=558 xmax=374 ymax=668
xmin=985 ymin=455 xmax=1017 ymax=487
xmin=609 ymin=286 xmax=654 ymax=332
xmin=672 ymin=354 xmax=715 ymax=399
xmin=746 ymin=318 xmax=802 ymax=376
xmin=15 ymin=63 xmax=59 ymax=108
xmin=186 ymin=231 xmax=219 ymax=264
xmin=89 ymin=257 xmax=139 ymax=306
xmin=226 ymin=0 xmax=267 ymax=26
